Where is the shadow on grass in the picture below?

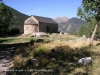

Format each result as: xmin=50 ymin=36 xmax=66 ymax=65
xmin=0 ymin=38 xmax=20 ymax=44
xmin=75 ymin=72 xmax=88 ymax=75
xmin=0 ymin=39 xmax=8 ymax=43
xmin=0 ymin=42 xmax=30 ymax=49
xmin=0 ymin=41 xmax=92 ymax=75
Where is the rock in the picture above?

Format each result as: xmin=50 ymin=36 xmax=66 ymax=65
xmin=30 ymin=32 xmax=48 ymax=37
xmin=31 ymin=59 xmax=38 ymax=63
xmin=0 ymin=47 xmax=14 ymax=75
xmin=1 ymin=59 xmax=13 ymax=64
xmin=60 ymin=31 xmax=64 ymax=34
xmin=78 ymin=57 xmax=92 ymax=65
xmin=51 ymin=58 xmax=56 ymax=61
xmin=64 ymin=33 xmax=68 ymax=35
xmin=82 ymin=35 xmax=86 ymax=38
xmin=30 ymin=33 xmax=40 ymax=37
xmin=0 ymin=56 xmax=5 ymax=59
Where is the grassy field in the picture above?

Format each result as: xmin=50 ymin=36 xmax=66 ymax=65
xmin=0 ymin=34 xmax=78 ymax=44
xmin=0 ymin=34 xmax=100 ymax=75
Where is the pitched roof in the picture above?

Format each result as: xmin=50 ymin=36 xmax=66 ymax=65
xmin=24 ymin=16 xmax=38 ymax=25
xmin=33 ymin=15 xmax=58 ymax=24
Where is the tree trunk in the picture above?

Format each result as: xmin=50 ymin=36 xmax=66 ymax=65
xmin=89 ymin=24 xmax=98 ymax=46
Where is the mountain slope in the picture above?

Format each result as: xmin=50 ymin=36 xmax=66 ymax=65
xmin=54 ymin=16 xmax=69 ymax=23
xmin=54 ymin=17 xmax=86 ymax=33
xmin=7 ymin=6 xmax=29 ymax=33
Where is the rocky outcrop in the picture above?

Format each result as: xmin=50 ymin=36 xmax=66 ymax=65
xmin=0 ymin=47 xmax=15 ymax=75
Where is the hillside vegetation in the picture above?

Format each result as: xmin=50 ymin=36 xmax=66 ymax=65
xmin=7 ymin=6 xmax=29 ymax=33
xmin=77 ymin=19 xmax=100 ymax=39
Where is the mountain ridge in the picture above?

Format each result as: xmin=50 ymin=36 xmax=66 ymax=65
xmin=54 ymin=17 xmax=86 ymax=33
xmin=54 ymin=16 xmax=69 ymax=23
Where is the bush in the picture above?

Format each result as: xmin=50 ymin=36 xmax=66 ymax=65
xmin=48 ymin=45 xmax=73 ymax=60
xmin=30 ymin=39 xmax=35 ymax=45
xmin=8 ymin=28 xmax=20 ymax=36
xmin=30 ymin=46 xmax=48 ymax=57
xmin=14 ymin=55 xmax=26 ymax=68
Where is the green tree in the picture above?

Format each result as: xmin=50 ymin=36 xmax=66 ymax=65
xmin=77 ymin=24 xmax=85 ymax=37
xmin=77 ymin=19 xmax=96 ymax=38
xmin=77 ymin=0 xmax=100 ymax=46
xmin=0 ymin=2 xmax=12 ymax=36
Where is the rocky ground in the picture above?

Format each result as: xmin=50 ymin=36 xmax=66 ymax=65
xmin=0 ymin=47 xmax=15 ymax=75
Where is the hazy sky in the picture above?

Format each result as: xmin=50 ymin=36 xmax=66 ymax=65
xmin=3 ymin=0 xmax=82 ymax=18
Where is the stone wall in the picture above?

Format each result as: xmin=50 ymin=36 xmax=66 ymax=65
xmin=48 ymin=23 xmax=58 ymax=33
xmin=24 ymin=23 xmax=58 ymax=34
xmin=39 ymin=22 xmax=58 ymax=33
xmin=24 ymin=24 xmax=38 ymax=34
xmin=39 ymin=22 xmax=47 ymax=32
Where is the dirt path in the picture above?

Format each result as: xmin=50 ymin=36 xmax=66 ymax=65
xmin=0 ymin=47 xmax=14 ymax=75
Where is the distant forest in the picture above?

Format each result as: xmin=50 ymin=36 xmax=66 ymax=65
xmin=7 ymin=6 xmax=29 ymax=33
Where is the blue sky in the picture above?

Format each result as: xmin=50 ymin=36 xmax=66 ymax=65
xmin=3 ymin=0 xmax=82 ymax=18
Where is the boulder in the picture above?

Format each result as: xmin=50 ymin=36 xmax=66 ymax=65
xmin=30 ymin=32 xmax=48 ymax=37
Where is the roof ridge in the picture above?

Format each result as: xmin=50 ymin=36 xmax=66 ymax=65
xmin=32 ymin=15 xmax=52 ymax=19
xmin=26 ymin=15 xmax=58 ymax=24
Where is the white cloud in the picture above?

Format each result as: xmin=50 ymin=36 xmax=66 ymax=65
xmin=24 ymin=7 xmax=44 ymax=15
xmin=33 ymin=7 xmax=44 ymax=13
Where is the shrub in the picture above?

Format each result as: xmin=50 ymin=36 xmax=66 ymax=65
xmin=49 ymin=45 xmax=73 ymax=60
xmin=30 ymin=46 xmax=48 ymax=57
xmin=38 ymin=58 xmax=49 ymax=67
xmin=14 ymin=55 xmax=26 ymax=68
xmin=30 ymin=39 xmax=35 ymax=45
xmin=8 ymin=28 xmax=20 ymax=36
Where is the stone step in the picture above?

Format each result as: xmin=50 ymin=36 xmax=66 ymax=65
xmin=8 ymin=64 xmax=14 ymax=69
xmin=6 ymin=47 xmax=15 ymax=51
xmin=0 ymin=51 xmax=9 ymax=52
xmin=0 ymin=59 xmax=13 ymax=64
xmin=0 ymin=64 xmax=9 ymax=71
xmin=0 ymin=56 xmax=5 ymax=59
xmin=0 ymin=47 xmax=15 ymax=74
xmin=2 ymin=61 xmax=13 ymax=67
xmin=5 ymin=56 xmax=12 ymax=60
xmin=0 ymin=56 xmax=12 ymax=60
xmin=0 ymin=71 xmax=7 ymax=75
xmin=0 ymin=51 xmax=12 ymax=56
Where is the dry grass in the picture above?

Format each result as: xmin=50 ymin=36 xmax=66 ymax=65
xmin=0 ymin=33 xmax=77 ymax=44
xmin=29 ymin=37 xmax=100 ymax=75
xmin=14 ymin=54 xmax=27 ymax=68
xmin=92 ymin=58 xmax=100 ymax=75
xmin=42 ymin=39 xmax=99 ymax=50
